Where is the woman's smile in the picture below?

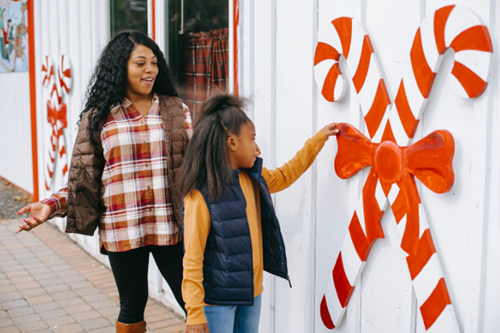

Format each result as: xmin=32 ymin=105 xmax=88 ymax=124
xmin=142 ymin=77 xmax=155 ymax=85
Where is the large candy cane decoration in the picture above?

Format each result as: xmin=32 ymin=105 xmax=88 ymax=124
xmin=314 ymin=5 xmax=492 ymax=331
xmin=41 ymin=55 xmax=72 ymax=191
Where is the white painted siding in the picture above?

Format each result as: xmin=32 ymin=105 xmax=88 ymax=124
xmin=0 ymin=72 xmax=33 ymax=193
xmin=242 ymin=0 xmax=500 ymax=332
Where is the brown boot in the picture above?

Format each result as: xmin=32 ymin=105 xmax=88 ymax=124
xmin=115 ymin=320 xmax=147 ymax=333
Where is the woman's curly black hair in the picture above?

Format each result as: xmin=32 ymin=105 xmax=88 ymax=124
xmin=81 ymin=30 xmax=178 ymax=145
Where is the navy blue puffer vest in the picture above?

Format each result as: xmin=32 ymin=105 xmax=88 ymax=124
xmin=198 ymin=158 xmax=290 ymax=306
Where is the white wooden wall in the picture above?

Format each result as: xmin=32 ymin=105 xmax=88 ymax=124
xmin=34 ymin=0 xmax=109 ymax=262
xmin=0 ymin=72 xmax=33 ymax=193
xmin=244 ymin=0 xmax=500 ymax=332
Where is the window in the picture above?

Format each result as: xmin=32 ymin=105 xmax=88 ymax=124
xmin=166 ymin=0 xmax=230 ymax=120
xmin=110 ymin=0 xmax=148 ymax=38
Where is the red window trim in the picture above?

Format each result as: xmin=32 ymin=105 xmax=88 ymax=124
xmin=28 ymin=0 xmax=39 ymax=201
xmin=233 ymin=0 xmax=240 ymax=95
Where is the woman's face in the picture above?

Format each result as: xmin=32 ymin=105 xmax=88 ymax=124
xmin=125 ymin=44 xmax=159 ymax=98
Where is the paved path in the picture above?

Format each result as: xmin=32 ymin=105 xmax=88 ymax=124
xmin=0 ymin=219 xmax=185 ymax=333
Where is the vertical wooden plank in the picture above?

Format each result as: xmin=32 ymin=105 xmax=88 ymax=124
xmin=57 ymin=0 xmax=70 ymax=140
xmin=240 ymin=0 xmax=254 ymax=118
xmin=154 ymin=0 xmax=167 ymax=53
xmin=483 ymin=3 xmax=500 ymax=331
xmin=252 ymin=0 xmax=277 ymax=331
xmin=79 ymin=0 xmax=96 ymax=249
xmin=79 ymin=1 xmax=94 ymax=104
xmin=65 ymin=0 xmax=86 ymax=250
xmin=96 ymin=0 xmax=110 ymax=54
xmin=37 ymin=0 xmax=49 ymax=200
xmin=90 ymin=1 xmax=97 ymax=66
xmin=310 ymin=0 xmax=319 ymax=330
xmin=67 ymin=0 xmax=82 ymax=137
xmin=58 ymin=0 xmax=68 ymax=55
xmin=421 ymin=1 xmax=493 ymax=333
xmin=39 ymin=0 xmax=54 ymax=201
xmin=360 ymin=1 xmax=420 ymax=333
xmin=461 ymin=1 xmax=494 ymax=330
xmin=91 ymin=0 xmax=111 ymax=258
xmin=48 ymin=0 xmax=59 ymax=59
xmin=315 ymin=1 xmax=363 ymax=332
xmin=147 ymin=0 xmax=153 ymax=39
xmin=49 ymin=0 xmax=66 ymax=232
xmin=273 ymin=0 xmax=316 ymax=331
xmin=0 ymin=74 xmax=32 ymax=192
xmin=142 ymin=0 xmax=182 ymax=313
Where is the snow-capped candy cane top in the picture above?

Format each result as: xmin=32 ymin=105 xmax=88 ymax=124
xmin=57 ymin=55 xmax=72 ymax=94
xmin=314 ymin=5 xmax=493 ymax=146
xmin=383 ymin=4 xmax=493 ymax=145
xmin=314 ymin=17 xmax=391 ymax=140
xmin=41 ymin=55 xmax=55 ymax=88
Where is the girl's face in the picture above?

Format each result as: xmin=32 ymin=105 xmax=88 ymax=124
xmin=228 ymin=122 xmax=260 ymax=169
xmin=125 ymin=45 xmax=158 ymax=98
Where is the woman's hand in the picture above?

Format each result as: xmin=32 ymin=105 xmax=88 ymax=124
xmin=186 ymin=324 xmax=210 ymax=333
xmin=15 ymin=202 xmax=52 ymax=233
xmin=322 ymin=122 xmax=340 ymax=137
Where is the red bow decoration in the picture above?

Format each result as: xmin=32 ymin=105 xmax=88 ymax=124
xmin=46 ymin=100 xmax=68 ymax=164
xmin=46 ymin=100 xmax=67 ymax=129
xmin=335 ymin=123 xmax=454 ymax=258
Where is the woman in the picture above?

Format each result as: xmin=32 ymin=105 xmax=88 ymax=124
xmin=16 ymin=30 xmax=190 ymax=333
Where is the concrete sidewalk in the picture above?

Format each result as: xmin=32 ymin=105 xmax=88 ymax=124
xmin=0 ymin=219 xmax=185 ymax=333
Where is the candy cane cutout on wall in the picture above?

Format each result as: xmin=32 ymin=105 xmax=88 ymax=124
xmin=41 ymin=55 xmax=72 ymax=191
xmin=314 ymin=5 xmax=493 ymax=331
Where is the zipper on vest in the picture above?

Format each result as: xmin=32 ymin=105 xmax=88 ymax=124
xmin=287 ymin=276 xmax=292 ymax=288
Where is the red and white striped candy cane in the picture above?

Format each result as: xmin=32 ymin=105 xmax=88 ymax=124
xmin=56 ymin=55 xmax=72 ymax=180
xmin=41 ymin=56 xmax=55 ymax=89
xmin=41 ymin=55 xmax=72 ymax=191
xmin=314 ymin=16 xmax=391 ymax=139
xmin=57 ymin=55 xmax=72 ymax=94
xmin=42 ymin=56 xmax=57 ymax=191
xmin=315 ymin=5 xmax=493 ymax=331
xmin=376 ymin=5 xmax=493 ymax=146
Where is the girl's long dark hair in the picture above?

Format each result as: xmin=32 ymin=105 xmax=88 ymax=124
xmin=81 ymin=30 xmax=178 ymax=145
xmin=178 ymin=93 xmax=251 ymax=201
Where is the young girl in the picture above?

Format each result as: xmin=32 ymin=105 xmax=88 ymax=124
xmin=179 ymin=94 xmax=339 ymax=333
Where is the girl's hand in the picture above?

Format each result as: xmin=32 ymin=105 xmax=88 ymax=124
xmin=186 ymin=324 xmax=210 ymax=333
xmin=15 ymin=202 xmax=51 ymax=233
xmin=322 ymin=122 xmax=340 ymax=137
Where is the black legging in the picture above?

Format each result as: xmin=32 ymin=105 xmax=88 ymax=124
xmin=108 ymin=243 xmax=185 ymax=324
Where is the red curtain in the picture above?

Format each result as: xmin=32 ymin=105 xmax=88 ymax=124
xmin=185 ymin=28 xmax=229 ymax=120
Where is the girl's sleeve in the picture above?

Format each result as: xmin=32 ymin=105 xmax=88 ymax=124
xmin=262 ymin=130 xmax=328 ymax=194
xmin=182 ymin=189 xmax=211 ymax=325
xmin=41 ymin=185 xmax=69 ymax=218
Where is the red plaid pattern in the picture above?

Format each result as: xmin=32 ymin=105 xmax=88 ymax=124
xmin=42 ymin=188 xmax=68 ymax=218
xmin=42 ymin=94 xmax=192 ymax=252
xmin=184 ymin=28 xmax=229 ymax=119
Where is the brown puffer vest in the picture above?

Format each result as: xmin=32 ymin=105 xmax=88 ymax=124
xmin=64 ymin=95 xmax=189 ymax=236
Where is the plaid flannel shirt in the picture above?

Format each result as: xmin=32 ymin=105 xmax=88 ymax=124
xmin=42 ymin=94 xmax=193 ymax=252
xmin=185 ymin=28 xmax=229 ymax=119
